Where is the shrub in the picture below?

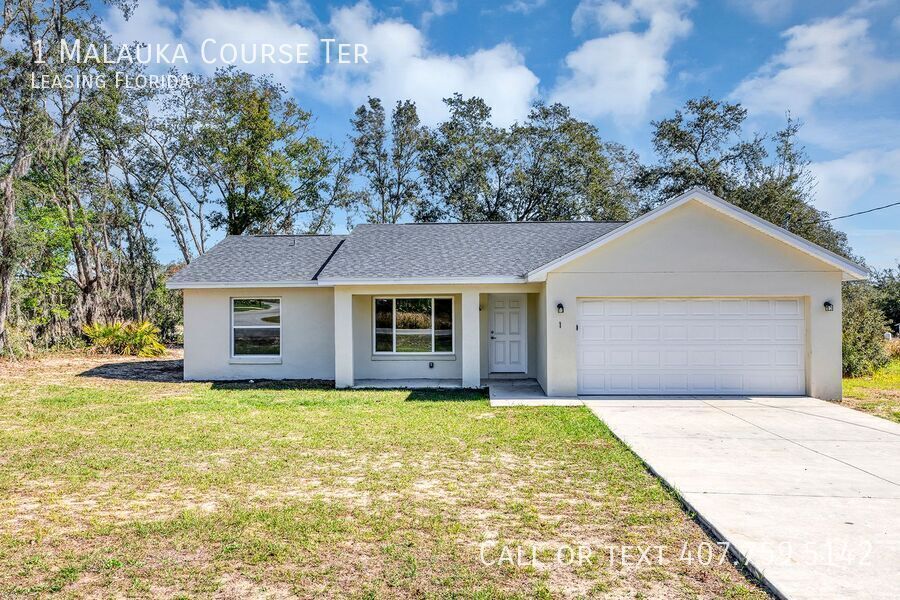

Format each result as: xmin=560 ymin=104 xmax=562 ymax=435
xmin=83 ymin=321 xmax=166 ymax=357
xmin=886 ymin=338 xmax=900 ymax=360
xmin=842 ymin=283 xmax=889 ymax=377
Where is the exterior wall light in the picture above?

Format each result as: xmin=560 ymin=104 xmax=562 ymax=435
xmin=824 ymin=301 xmax=834 ymax=312
xmin=557 ymin=303 xmax=565 ymax=314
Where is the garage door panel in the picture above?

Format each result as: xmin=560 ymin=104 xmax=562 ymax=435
xmin=580 ymin=349 xmax=605 ymax=367
xmin=580 ymin=301 xmax=605 ymax=316
xmin=720 ymin=299 xmax=746 ymax=315
xmin=775 ymin=299 xmax=801 ymax=315
xmin=662 ymin=325 xmax=688 ymax=341
xmin=635 ymin=325 xmax=659 ymax=341
xmin=661 ymin=374 xmax=689 ymax=393
xmin=577 ymin=298 xmax=806 ymax=396
xmin=689 ymin=373 xmax=717 ymax=393
xmin=690 ymin=325 xmax=716 ymax=341
xmin=607 ymin=301 xmax=632 ymax=316
xmin=746 ymin=324 xmax=772 ymax=340
xmin=608 ymin=374 xmax=633 ymax=392
xmin=775 ymin=324 xmax=802 ymax=341
xmin=579 ymin=372 xmax=606 ymax=393
xmin=608 ymin=350 xmax=632 ymax=367
xmin=581 ymin=324 xmax=605 ymax=341
xmin=634 ymin=374 xmax=661 ymax=393
xmin=775 ymin=349 xmax=801 ymax=367
xmin=689 ymin=300 xmax=717 ymax=315
xmin=608 ymin=325 xmax=632 ymax=341
xmin=636 ymin=350 xmax=660 ymax=367
xmin=662 ymin=300 xmax=688 ymax=316
xmin=634 ymin=302 xmax=660 ymax=316
xmin=663 ymin=350 xmax=688 ymax=367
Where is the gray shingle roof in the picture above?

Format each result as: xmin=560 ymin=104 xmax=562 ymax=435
xmin=167 ymin=235 xmax=346 ymax=285
xmin=317 ymin=221 xmax=624 ymax=280
xmin=167 ymin=221 xmax=627 ymax=286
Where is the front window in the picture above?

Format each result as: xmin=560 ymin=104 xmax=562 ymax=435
xmin=374 ymin=297 xmax=453 ymax=353
xmin=232 ymin=298 xmax=281 ymax=356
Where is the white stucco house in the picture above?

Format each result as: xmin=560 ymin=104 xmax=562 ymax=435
xmin=167 ymin=188 xmax=867 ymax=400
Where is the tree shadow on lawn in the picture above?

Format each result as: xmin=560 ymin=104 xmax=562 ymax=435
xmin=210 ymin=380 xmax=486 ymax=400
xmin=403 ymin=388 xmax=488 ymax=402
xmin=210 ymin=381 xmax=486 ymax=400
xmin=76 ymin=361 xmax=487 ymax=401
xmin=77 ymin=358 xmax=185 ymax=383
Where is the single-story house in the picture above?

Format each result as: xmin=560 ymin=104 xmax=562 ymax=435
xmin=167 ymin=188 xmax=867 ymax=400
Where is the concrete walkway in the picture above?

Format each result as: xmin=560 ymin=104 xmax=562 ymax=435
xmin=585 ymin=397 xmax=900 ymax=600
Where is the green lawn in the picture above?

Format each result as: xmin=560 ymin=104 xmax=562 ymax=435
xmin=0 ymin=353 xmax=766 ymax=599
xmin=842 ymin=358 xmax=900 ymax=423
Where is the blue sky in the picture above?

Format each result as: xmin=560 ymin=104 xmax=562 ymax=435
xmin=102 ymin=0 xmax=900 ymax=269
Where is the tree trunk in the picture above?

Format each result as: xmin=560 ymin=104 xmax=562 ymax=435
xmin=0 ymin=158 xmax=24 ymax=353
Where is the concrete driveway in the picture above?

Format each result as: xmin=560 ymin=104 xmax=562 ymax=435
xmin=584 ymin=397 xmax=900 ymax=600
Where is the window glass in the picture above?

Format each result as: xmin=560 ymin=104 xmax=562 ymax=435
xmin=374 ymin=298 xmax=394 ymax=352
xmin=434 ymin=298 xmax=453 ymax=352
xmin=233 ymin=299 xmax=280 ymax=356
xmin=396 ymin=298 xmax=432 ymax=352
xmin=233 ymin=299 xmax=280 ymax=326
xmin=373 ymin=297 xmax=454 ymax=353
xmin=233 ymin=328 xmax=280 ymax=355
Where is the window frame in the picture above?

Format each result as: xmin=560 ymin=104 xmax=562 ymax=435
xmin=230 ymin=297 xmax=282 ymax=359
xmin=372 ymin=296 xmax=455 ymax=355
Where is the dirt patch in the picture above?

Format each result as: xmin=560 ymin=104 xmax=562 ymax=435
xmin=0 ymin=349 xmax=185 ymax=383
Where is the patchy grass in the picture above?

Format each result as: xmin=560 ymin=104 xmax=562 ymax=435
xmin=841 ymin=358 xmax=900 ymax=423
xmin=0 ymin=352 xmax=767 ymax=599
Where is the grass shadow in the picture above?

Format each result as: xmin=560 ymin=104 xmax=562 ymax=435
xmin=402 ymin=388 xmax=488 ymax=402
xmin=210 ymin=379 xmax=335 ymax=391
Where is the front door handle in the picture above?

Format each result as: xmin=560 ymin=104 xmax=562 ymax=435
xmin=490 ymin=336 xmax=496 ymax=340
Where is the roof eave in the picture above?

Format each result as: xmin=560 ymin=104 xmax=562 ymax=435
xmin=166 ymin=280 xmax=325 ymax=290
xmin=315 ymin=276 xmax=527 ymax=286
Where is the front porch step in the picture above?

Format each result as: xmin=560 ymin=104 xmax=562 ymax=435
xmin=487 ymin=379 xmax=581 ymax=407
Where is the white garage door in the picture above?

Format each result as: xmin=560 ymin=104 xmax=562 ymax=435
xmin=576 ymin=298 xmax=806 ymax=395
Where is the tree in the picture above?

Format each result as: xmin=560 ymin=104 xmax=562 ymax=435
xmin=349 ymin=97 xmax=423 ymax=223
xmin=192 ymin=68 xmax=345 ymax=236
xmin=842 ymin=282 xmax=889 ymax=376
xmin=508 ymin=102 xmax=639 ymax=221
xmin=417 ymin=94 xmax=510 ymax=222
xmin=418 ymin=96 xmax=637 ymax=222
xmin=873 ymin=263 xmax=900 ymax=334
xmin=0 ymin=0 xmax=135 ymax=349
xmin=637 ymin=96 xmax=853 ymax=258
xmin=109 ymin=78 xmax=211 ymax=264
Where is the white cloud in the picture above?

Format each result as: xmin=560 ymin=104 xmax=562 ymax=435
xmin=552 ymin=0 xmax=694 ymax=120
xmin=731 ymin=15 xmax=900 ymax=116
xmin=318 ymin=2 xmax=539 ymax=126
xmin=727 ymin=0 xmax=792 ymax=25
xmin=107 ymin=0 xmax=319 ymax=83
xmin=181 ymin=1 xmax=319 ymax=80
xmin=503 ymin=0 xmax=547 ymax=14
xmin=106 ymin=0 xmax=180 ymax=50
xmin=106 ymin=1 xmax=539 ymax=125
xmin=809 ymin=149 xmax=900 ymax=215
xmin=422 ymin=0 xmax=457 ymax=25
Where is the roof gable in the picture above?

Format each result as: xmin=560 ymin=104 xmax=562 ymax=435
xmin=527 ymin=188 xmax=868 ymax=282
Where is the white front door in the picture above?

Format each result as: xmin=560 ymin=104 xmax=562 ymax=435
xmin=489 ymin=294 xmax=527 ymax=373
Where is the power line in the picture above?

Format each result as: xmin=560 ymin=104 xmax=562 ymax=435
xmin=808 ymin=200 xmax=900 ymax=224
